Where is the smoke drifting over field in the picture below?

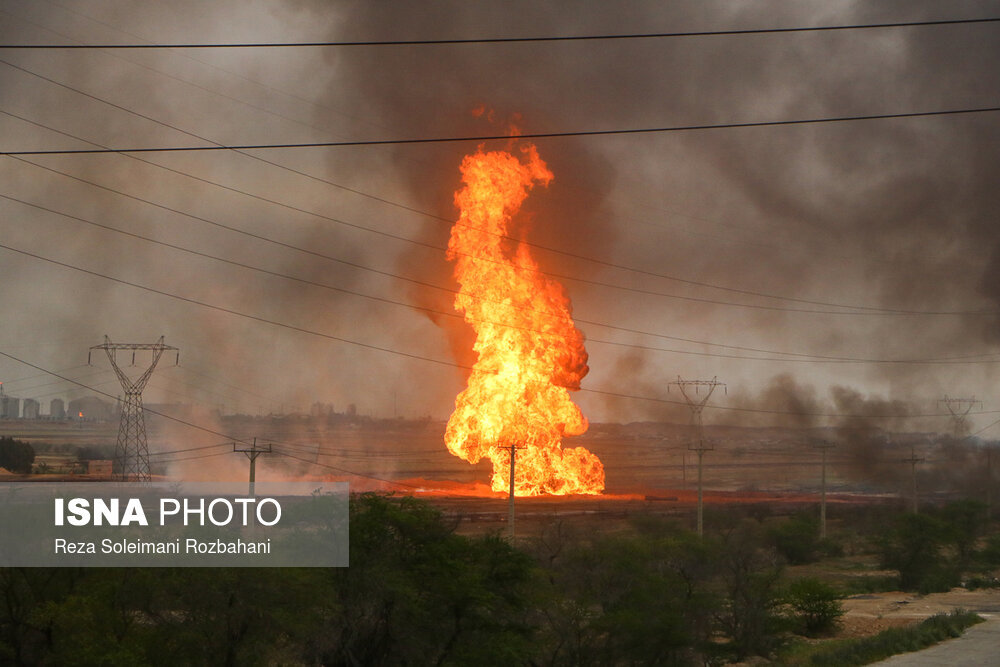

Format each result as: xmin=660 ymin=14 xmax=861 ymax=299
xmin=1 ymin=0 xmax=999 ymax=447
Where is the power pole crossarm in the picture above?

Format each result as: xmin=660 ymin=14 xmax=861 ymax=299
xmin=234 ymin=439 xmax=271 ymax=496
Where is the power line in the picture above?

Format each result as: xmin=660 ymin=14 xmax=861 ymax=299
xmin=147 ymin=442 xmax=234 ymax=457
xmin=0 ymin=241 xmax=470 ymax=371
xmin=1 ymin=370 xmax=110 ymax=395
xmin=155 ymin=450 xmax=231 ymax=464
xmin=5 ymin=105 xmax=1000 ymax=156
xmin=1 ymin=2 xmax=977 ymax=282
xmin=0 ymin=346 xmax=436 ymax=481
xmin=10 ymin=146 xmax=969 ymax=321
xmin=4 ymin=84 xmax=998 ymax=317
xmin=0 ymin=248 xmax=994 ymax=422
xmin=4 ymin=193 xmax=995 ymax=366
xmin=577 ymin=385 xmax=998 ymax=420
xmin=0 ymin=30 xmax=995 ymax=318
xmin=5 ymin=2 xmax=384 ymax=151
xmin=8 ymin=0 xmax=895 ymax=281
xmin=4 ymin=104 xmax=992 ymax=317
xmin=270 ymin=448 xmax=422 ymax=489
xmin=0 ymin=347 xmax=246 ymax=443
xmin=3 ymin=16 xmax=998 ymax=48
xmin=0 ymin=364 xmax=91 ymax=386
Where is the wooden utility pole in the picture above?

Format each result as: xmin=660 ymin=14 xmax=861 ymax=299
xmin=813 ymin=440 xmax=836 ymax=539
xmin=903 ymin=444 xmax=924 ymax=514
xmin=506 ymin=439 xmax=526 ymax=541
xmin=987 ymin=446 xmax=995 ymax=519
xmin=234 ymin=438 xmax=271 ymax=496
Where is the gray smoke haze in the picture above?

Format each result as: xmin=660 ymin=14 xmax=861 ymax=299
xmin=1 ymin=0 xmax=999 ymax=448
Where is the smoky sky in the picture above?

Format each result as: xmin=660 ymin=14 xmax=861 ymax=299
xmin=0 ymin=0 xmax=999 ymax=436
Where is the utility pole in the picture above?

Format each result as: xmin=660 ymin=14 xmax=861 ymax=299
xmin=89 ymin=336 xmax=178 ymax=482
xmin=234 ymin=438 xmax=271 ymax=496
xmin=986 ymin=444 xmax=996 ymax=519
xmin=939 ymin=396 xmax=982 ymax=438
xmin=812 ymin=439 xmax=836 ymax=539
xmin=903 ymin=444 xmax=924 ymax=514
xmin=505 ymin=439 xmax=526 ymax=541
xmin=669 ymin=376 xmax=725 ymax=537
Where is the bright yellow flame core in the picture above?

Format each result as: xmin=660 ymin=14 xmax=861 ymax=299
xmin=444 ymin=144 xmax=605 ymax=496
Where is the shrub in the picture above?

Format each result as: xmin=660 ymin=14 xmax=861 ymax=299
xmin=767 ymin=514 xmax=821 ymax=565
xmin=878 ymin=513 xmax=959 ymax=593
xmin=0 ymin=437 xmax=34 ymax=474
xmin=785 ymin=577 xmax=844 ymax=636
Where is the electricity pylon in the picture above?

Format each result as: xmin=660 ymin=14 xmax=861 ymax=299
xmin=89 ymin=336 xmax=178 ymax=482
xmin=669 ymin=376 xmax=725 ymax=537
xmin=939 ymin=396 xmax=981 ymax=438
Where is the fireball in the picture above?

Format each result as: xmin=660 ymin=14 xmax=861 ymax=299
xmin=444 ymin=142 xmax=605 ymax=496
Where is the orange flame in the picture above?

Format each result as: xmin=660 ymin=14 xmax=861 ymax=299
xmin=444 ymin=142 xmax=605 ymax=496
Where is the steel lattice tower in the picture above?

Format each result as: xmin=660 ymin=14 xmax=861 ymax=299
xmin=89 ymin=336 xmax=178 ymax=482
xmin=938 ymin=396 xmax=982 ymax=438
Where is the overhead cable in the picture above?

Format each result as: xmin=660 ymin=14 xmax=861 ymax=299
xmin=2 ymin=16 xmax=998 ymax=49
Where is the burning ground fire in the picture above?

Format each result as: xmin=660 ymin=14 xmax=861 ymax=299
xmin=443 ymin=141 xmax=605 ymax=496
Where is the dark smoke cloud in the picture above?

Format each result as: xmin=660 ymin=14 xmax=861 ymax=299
xmin=2 ymin=0 xmax=999 ymax=436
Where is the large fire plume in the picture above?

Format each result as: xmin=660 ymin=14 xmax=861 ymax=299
xmin=444 ymin=142 xmax=605 ymax=496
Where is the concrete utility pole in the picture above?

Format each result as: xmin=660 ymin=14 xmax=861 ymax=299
xmin=812 ymin=440 xmax=836 ymax=539
xmin=669 ymin=376 xmax=725 ymax=537
xmin=89 ymin=335 xmax=178 ymax=482
xmin=903 ymin=444 xmax=924 ymax=514
xmin=234 ymin=438 xmax=271 ymax=496
xmin=505 ymin=439 xmax=526 ymax=541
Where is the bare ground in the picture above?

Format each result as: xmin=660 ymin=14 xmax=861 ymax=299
xmin=839 ymin=588 xmax=1000 ymax=637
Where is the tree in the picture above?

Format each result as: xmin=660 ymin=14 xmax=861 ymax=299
xmin=767 ymin=513 xmax=821 ymax=565
xmin=879 ymin=513 xmax=958 ymax=593
xmin=785 ymin=577 xmax=844 ymax=636
xmin=538 ymin=521 xmax=716 ymax=666
xmin=0 ymin=438 xmax=33 ymax=474
xmin=321 ymin=493 xmax=535 ymax=666
xmin=940 ymin=500 xmax=988 ymax=569
xmin=715 ymin=522 xmax=787 ymax=660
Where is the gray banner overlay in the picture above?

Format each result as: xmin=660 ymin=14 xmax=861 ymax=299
xmin=0 ymin=482 xmax=348 ymax=567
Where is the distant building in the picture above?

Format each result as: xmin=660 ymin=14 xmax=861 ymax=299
xmin=67 ymin=396 xmax=113 ymax=421
xmin=22 ymin=399 xmax=39 ymax=420
xmin=86 ymin=460 xmax=113 ymax=477
xmin=50 ymin=398 xmax=65 ymax=420
xmin=0 ymin=396 xmax=19 ymax=419
xmin=311 ymin=402 xmax=334 ymax=418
